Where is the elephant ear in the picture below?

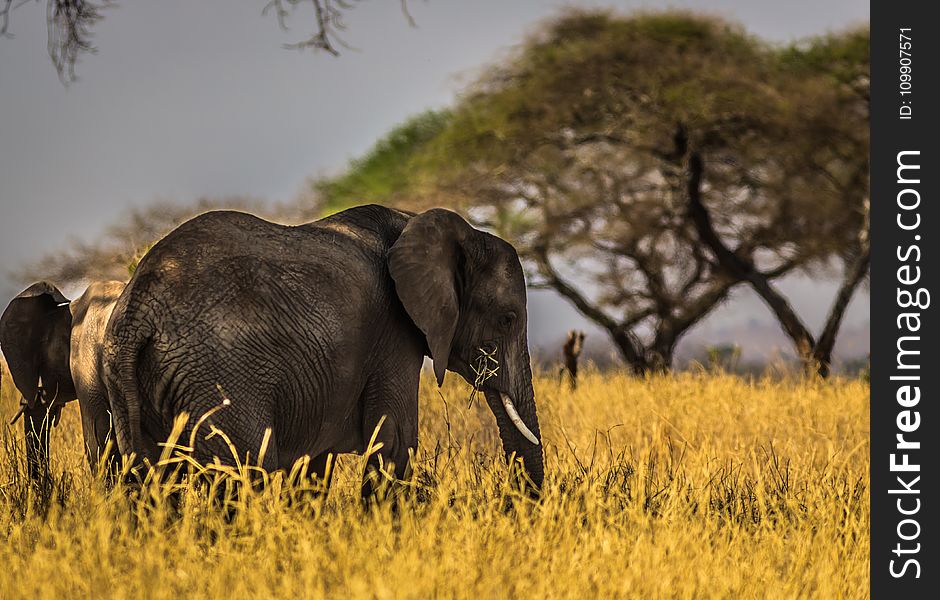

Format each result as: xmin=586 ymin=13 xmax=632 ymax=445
xmin=0 ymin=282 xmax=71 ymax=405
xmin=388 ymin=209 xmax=475 ymax=386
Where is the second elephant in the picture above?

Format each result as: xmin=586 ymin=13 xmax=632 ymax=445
xmin=1 ymin=280 xmax=124 ymax=482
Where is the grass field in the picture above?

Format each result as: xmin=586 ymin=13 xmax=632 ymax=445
xmin=0 ymin=367 xmax=869 ymax=599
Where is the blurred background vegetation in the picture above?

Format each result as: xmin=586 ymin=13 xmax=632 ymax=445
xmin=12 ymin=9 xmax=869 ymax=377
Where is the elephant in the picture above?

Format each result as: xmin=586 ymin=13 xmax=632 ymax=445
xmin=0 ymin=280 xmax=124 ymax=483
xmin=103 ymin=204 xmax=543 ymax=498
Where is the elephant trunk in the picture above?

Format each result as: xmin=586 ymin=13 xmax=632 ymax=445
xmin=484 ymin=346 xmax=543 ymax=496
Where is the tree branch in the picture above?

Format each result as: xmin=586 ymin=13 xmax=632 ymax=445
xmin=686 ymin=151 xmax=817 ymax=359
xmin=661 ymin=279 xmax=735 ymax=348
xmin=812 ymin=202 xmax=871 ymax=375
xmin=531 ymin=248 xmax=616 ymax=331
xmin=1 ymin=0 xmax=14 ymax=38
xmin=531 ymin=245 xmax=647 ymax=371
xmin=268 ymin=0 xmax=352 ymax=55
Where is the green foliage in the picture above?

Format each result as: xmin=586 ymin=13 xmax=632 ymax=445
xmin=126 ymin=242 xmax=155 ymax=277
xmin=306 ymin=9 xmax=869 ymax=371
xmin=777 ymin=26 xmax=869 ymax=84
xmin=706 ymin=344 xmax=742 ymax=373
xmin=315 ymin=109 xmax=452 ymax=215
xmin=423 ymin=11 xmax=773 ymax=169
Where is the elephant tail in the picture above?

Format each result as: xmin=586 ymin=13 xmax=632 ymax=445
xmin=110 ymin=318 xmax=150 ymax=466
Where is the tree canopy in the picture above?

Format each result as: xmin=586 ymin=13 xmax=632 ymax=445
xmin=318 ymin=11 xmax=870 ymax=373
xmin=15 ymin=9 xmax=869 ymax=374
xmin=314 ymin=110 xmax=452 ymax=215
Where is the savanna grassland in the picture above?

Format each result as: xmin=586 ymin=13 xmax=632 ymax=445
xmin=0 ymin=368 xmax=869 ymax=599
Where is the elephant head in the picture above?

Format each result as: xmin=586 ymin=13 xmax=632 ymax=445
xmin=1 ymin=282 xmax=77 ymax=481
xmin=388 ymin=209 xmax=544 ymax=493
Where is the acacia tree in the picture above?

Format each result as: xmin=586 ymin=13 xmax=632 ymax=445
xmin=684 ymin=29 xmax=870 ymax=376
xmin=428 ymin=13 xmax=870 ymax=374
xmin=17 ymin=10 xmax=869 ymax=375
xmin=317 ymin=12 xmax=869 ymax=374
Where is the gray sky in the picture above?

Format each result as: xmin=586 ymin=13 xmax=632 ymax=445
xmin=0 ymin=0 xmax=870 ymax=363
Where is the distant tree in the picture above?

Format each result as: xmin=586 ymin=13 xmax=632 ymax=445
xmin=14 ymin=196 xmax=285 ymax=286
xmin=15 ymin=9 xmax=869 ymax=377
xmin=1 ymin=0 xmax=415 ymax=83
xmin=705 ymin=344 xmax=741 ymax=373
xmin=317 ymin=11 xmax=869 ymax=375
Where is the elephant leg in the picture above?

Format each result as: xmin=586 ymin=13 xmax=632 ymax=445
xmin=135 ymin=429 xmax=164 ymax=471
xmin=360 ymin=415 xmax=415 ymax=503
xmin=359 ymin=372 xmax=419 ymax=503
xmin=310 ymin=451 xmax=336 ymax=491
xmin=284 ymin=451 xmax=335 ymax=507
xmin=119 ymin=431 xmax=163 ymax=487
xmin=79 ymin=394 xmax=118 ymax=484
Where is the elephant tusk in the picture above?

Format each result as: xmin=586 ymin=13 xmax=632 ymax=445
xmin=46 ymin=382 xmax=59 ymax=406
xmin=500 ymin=392 xmax=540 ymax=446
xmin=8 ymin=404 xmax=25 ymax=426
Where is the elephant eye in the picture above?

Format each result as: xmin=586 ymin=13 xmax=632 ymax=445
xmin=498 ymin=311 xmax=517 ymax=332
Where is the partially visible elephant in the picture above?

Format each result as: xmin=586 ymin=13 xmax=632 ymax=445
xmin=1 ymin=280 xmax=124 ymax=483
xmin=104 ymin=205 xmax=544 ymax=497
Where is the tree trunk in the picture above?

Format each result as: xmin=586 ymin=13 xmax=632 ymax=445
xmin=608 ymin=326 xmax=652 ymax=374
xmin=685 ymin=151 xmax=869 ymax=378
xmin=648 ymin=341 xmax=676 ymax=374
xmin=812 ymin=246 xmax=871 ymax=377
xmin=744 ymin=276 xmax=817 ymax=362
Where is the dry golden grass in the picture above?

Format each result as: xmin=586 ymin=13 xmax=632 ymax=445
xmin=0 ymin=367 xmax=868 ymax=599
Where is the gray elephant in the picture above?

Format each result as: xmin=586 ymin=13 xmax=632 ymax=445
xmin=104 ymin=205 xmax=543 ymax=497
xmin=1 ymin=280 xmax=124 ymax=483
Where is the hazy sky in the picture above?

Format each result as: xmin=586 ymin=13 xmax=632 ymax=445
xmin=0 ymin=0 xmax=870 ymax=362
